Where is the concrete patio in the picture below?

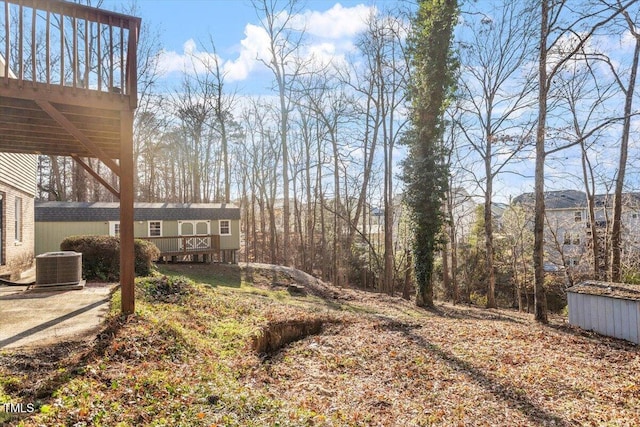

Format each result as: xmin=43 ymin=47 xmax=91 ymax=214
xmin=0 ymin=283 xmax=117 ymax=349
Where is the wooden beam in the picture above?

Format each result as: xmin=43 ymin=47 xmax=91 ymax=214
xmin=1 ymin=79 xmax=132 ymax=110
xmin=119 ymin=109 xmax=135 ymax=315
xmin=35 ymin=99 xmax=121 ymax=176
xmin=70 ymin=155 xmax=120 ymax=198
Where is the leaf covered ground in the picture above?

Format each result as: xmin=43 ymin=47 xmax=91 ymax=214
xmin=1 ymin=263 xmax=638 ymax=426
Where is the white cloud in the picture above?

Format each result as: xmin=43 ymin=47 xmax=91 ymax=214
xmin=223 ymin=24 xmax=272 ymax=82
xmin=291 ymin=3 xmax=374 ymax=39
xmin=158 ymin=38 xmax=223 ymax=76
xmin=158 ymin=4 xmax=378 ymax=84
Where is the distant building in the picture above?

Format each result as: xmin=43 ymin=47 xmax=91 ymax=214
xmin=35 ymin=201 xmax=241 ymax=263
xmin=513 ymin=190 xmax=640 ymax=274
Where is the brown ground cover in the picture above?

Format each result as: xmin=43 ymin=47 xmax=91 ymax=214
xmin=1 ymin=263 xmax=638 ymax=426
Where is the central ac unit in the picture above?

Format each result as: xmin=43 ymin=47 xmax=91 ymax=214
xmin=35 ymin=251 xmax=82 ymax=286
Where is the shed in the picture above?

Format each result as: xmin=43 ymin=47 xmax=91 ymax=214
xmin=567 ymin=281 xmax=640 ymax=344
xmin=35 ymin=201 xmax=241 ymax=263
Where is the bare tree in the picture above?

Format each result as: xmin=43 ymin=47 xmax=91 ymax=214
xmin=252 ymin=0 xmax=308 ymax=266
xmin=457 ymin=0 xmax=537 ymax=308
xmin=532 ymin=0 xmax=634 ymax=323
xmin=606 ymin=2 xmax=640 ymax=282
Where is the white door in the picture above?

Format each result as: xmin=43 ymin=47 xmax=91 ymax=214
xmin=178 ymin=221 xmax=210 ymax=250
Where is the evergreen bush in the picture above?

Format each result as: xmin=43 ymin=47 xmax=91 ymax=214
xmin=60 ymin=235 xmax=160 ymax=281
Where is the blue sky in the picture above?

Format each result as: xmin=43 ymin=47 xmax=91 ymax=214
xmin=102 ymin=0 xmax=397 ymax=93
xmin=93 ymin=0 xmax=640 ymax=201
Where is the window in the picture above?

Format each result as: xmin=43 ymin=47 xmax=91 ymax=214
xmin=633 ymin=213 xmax=638 ymax=219
xmin=219 ymin=220 xmax=231 ymax=236
xmin=109 ymin=221 xmax=120 ymax=237
xmin=564 ymin=233 xmax=581 ymax=246
xmin=14 ymin=197 xmax=22 ymax=243
xmin=574 ymin=211 xmax=582 ymax=222
xmin=567 ymin=258 xmax=579 ymax=267
xmin=148 ymin=221 xmax=162 ymax=237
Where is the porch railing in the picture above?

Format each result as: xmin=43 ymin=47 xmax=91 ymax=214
xmin=141 ymin=234 xmax=222 ymax=256
xmin=1 ymin=0 xmax=140 ymax=105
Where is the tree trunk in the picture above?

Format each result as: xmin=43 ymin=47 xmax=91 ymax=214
xmin=403 ymin=249 xmax=412 ymax=300
xmin=485 ymin=169 xmax=497 ymax=308
xmin=447 ymin=191 xmax=459 ymax=304
xmin=610 ymin=28 xmax=639 ymax=282
xmin=533 ymin=0 xmax=549 ymax=323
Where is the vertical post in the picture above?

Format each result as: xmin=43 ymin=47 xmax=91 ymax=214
xmin=4 ymin=1 xmax=9 ymax=84
xmin=31 ymin=6 xmax=35 ymax=86
xmin=120 ymin=110 xmax=135 ymax=314
xmin=46 ymin=11 xmax=50 ymax=86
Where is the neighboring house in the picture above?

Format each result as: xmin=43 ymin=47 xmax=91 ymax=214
xmin=35 ymin=202 xmax=241 ymax=263
xmin=513 ymin=190 xmax=640 ymax=274
xmin=449 ymin=187 xmax=477 ymax=249
xmin=0 ymin=153 xmax=37 ymax=279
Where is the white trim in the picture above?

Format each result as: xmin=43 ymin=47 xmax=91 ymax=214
xmin=219 ymin=219 xmax=231 ymax=236
xmin=109 ymin=221 xmax=120 ymax=237
xmin=147 ymin=220 xmax=163 ymax=237
xmin=14 ymin=196 xmax=22 ymax=243
xmin=178 ymin=220 xmax=210 ymax=236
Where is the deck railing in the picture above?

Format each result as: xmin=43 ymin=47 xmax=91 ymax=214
xmin=1 ymin=0 xmax=139 ymax=105
xmin=141 ymin=234 xmax=222 ymax=256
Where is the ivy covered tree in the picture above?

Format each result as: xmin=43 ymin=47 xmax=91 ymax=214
xmin=402 ymin=0 xmax=458 ymax=307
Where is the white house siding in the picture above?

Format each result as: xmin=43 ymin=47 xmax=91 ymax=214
xmin=0 ymin=153 xmax=37 ymax=197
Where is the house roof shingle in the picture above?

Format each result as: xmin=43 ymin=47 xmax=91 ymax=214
xmin=513 ymin=190 xmax=640 ymax=210
xmin=35 ymin=201 xmax=241 ymax=222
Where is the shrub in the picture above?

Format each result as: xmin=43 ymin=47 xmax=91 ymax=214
xmin=60 ymin=235 xmax=160 ymax=281
xmin=135 ymin=239 xmax=160 ymax=276
xmin=136 ymin=275 xmax=195 ymax=304
xmin=470 ymin=291 xmax=488 ymax=307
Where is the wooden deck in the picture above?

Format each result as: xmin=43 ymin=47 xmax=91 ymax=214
xmin=0 ymin=0 xmax=139 ymax=162
xmin=0 ymin=0 xmax=140 ymax=313
xmin=140 ymin=234 xmax=237 ymax=264
xmin=141 ymin=234 xmax=221 ymax=257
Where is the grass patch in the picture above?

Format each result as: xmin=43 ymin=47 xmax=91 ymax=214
xmin=158 ymin=263 xmax=241 ymax=288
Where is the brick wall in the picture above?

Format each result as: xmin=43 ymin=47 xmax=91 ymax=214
xmin=0 ymin=184 xmax=35 ymax=280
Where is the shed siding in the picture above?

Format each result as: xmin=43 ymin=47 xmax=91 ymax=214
xmin=218 ymin=220 xmax=241 ymax=250
xmin=627 ymin=301 xmax=640 ymax=343
xmin=36 ymin=219 xmax=241 ymax=254
xmin=134 ymin=222 xmax=146 ymax=237
xmin=567 ymin=291 xmax=640 ymax=344
xmin=604 ymin=298 xmax=615 ymax=337
xmin=613 ymin=299 xmax=623 ymax=339
xmin=35 ymin=222 xmax=108 ymax=255
xmin=163 ymin=221 xmax=178 ymax=236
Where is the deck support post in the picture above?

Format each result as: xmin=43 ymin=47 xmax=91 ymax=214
xmin=120 ymin=110 xmax=135 ymax=314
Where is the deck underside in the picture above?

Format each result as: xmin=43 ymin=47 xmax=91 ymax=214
xmin=0 ymin=84 xmax=126 ymax=159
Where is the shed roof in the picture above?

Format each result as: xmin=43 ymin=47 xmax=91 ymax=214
xmin=567 ymin=281 xmax=640 ymax=301
xmin=35 ymin=201 xmax=241 ymax=222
